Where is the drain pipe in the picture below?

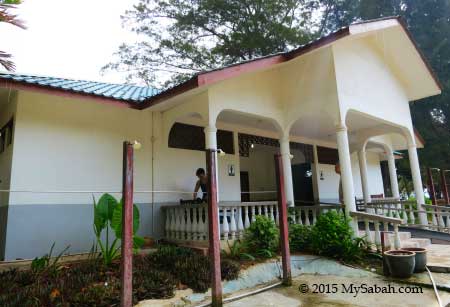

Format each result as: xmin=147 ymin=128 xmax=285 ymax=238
xmin=426 ymin=266 xmax=443 ymax=307
xmin=195 ymin=282 xmax=283 ymax=307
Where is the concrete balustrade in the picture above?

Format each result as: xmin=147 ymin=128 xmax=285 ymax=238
xmin=162 ymin=202 xmax=344 ymax=244
xmin=364 ymin=200 xmax=450 ymax=233
xmin=350 ymin=211 xmax=403 ymax=250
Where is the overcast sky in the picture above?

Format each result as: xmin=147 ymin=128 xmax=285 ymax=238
xmin=0 ymin=0 xmax=137 ymax=83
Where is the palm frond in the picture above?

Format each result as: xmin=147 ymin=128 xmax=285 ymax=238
xmin=0 ymin=3 xmax=26 ymax=29
xmin=0 ymin=51 xmax=15 ymax=71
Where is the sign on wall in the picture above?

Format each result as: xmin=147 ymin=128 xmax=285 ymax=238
xmin=228 ymin=164 xmax=235 ymax=176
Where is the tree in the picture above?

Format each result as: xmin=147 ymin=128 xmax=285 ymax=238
xmin=108 ymin=0 xmax=450 ymax=177
xmin=0 ymin=0 xmax=25 ymax=71
xmin=103 ymin=0 xmax=320 ymax=87
xmin=319 ymin=0 xmax=450 ymax=176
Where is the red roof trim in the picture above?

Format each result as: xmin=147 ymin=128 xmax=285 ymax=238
xmin=0 ymin=79 xmax=137 ymax=109
xmin=140 ymin=28 xmax=352 ymax=109
xmin=137 ymin=77 xmax=198 ymax=110
xmin=197 ymin=55 xmax=285 ymax=86
xmin=284 ymin=27 xmax=350 ymax=60
xmin=139 ymin=16 xmax=441 ymax=109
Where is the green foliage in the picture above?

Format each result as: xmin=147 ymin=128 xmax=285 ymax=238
xmin=133 ymin=268 xmax=175 ymax=300
xmin=220 ymin=258 xmax=240 ymax=281
xmin=93 ymin=193 xmax=144 ymax=266
xmin=0 ymin=0 xmax=25 ymax=71
xmin=310 ymin=211 xmax=364 ymax=262
xmin=31 ymin=243 xmax=70 ymax=276
xmin=243 ymin=216 xmax=279 ymax=258
xmin=288 ymin=224 xmax=312 ymax=252
xmin=148 ymin=245 xmax=241 ymax=292
xmin=107 ymin=0 xmax=450 ymax=176
xmin=222 ymin=240 xmax=255 ymax=261
xmin=103 ymin=0 xmax=317 ymax=86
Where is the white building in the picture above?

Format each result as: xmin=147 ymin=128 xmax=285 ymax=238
xmin=0 ymin=17 xmax=440 ymax=260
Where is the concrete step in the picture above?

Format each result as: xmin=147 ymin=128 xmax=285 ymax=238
xmin=401 ymin=238 xmax=431 ymax=248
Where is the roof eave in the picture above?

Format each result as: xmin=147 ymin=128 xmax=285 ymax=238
xmin=0 ymin=78 xmax=139 ymax=109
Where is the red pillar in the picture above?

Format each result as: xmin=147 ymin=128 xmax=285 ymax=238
xmin=206 ymin=149 xmax=222 ymax=307
xmin=274 ymin=154 xmax=292 ymax=286
xmin=440 ymin=169 xmax=449 ymax=205
xmin=427 ymin=167 xmax=437 ymax=206
xmin=121 ymin=142 xmax=134 ymax=307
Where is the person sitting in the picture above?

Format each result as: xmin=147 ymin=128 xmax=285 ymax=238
xmin=193 ymin=167 xmax=208 ymax=202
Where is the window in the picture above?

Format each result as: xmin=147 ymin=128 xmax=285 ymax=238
xmin=168 ymin=123 xmax=234 ymax=154
xmin=317 ymin=146 xmax=339 ymax=165
xmin=0 ymin=118 xmax=13 ymax=154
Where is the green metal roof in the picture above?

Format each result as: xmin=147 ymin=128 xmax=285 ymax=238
xmin=0 ymin=73 xmax=159 ymax=104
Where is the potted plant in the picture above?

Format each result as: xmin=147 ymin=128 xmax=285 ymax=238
xmin=401 ymin=247 xmax=427 ymax=272
xmin=384 ymin=250 xmax=416 ymax=278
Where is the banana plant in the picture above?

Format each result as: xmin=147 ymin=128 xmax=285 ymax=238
xmin=93 ymin=193 xmax=144 ymax=266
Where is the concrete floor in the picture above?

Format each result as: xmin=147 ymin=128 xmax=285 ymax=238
xmin=427 ymin=244 xmax=450 ymax=269
xmin=226 ymin=274 xmax=450 ymax=307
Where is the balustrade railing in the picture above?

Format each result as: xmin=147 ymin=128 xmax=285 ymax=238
xmin=162 ymin=201 xmax=343 ymax=242
xmin=290 ymin=203 xmax=344 ymax=226
xmin=350 ymin=211 xmax=403 ymax=250
xmin=362 ymin=199 xmax=450 ymax=233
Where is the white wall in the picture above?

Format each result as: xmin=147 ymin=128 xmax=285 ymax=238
xmin=316 ymin=151 xmax=384 ymax=202
xmin=333 ymin=36 xmax=414 ymax=133
xmin=10 ymin=91 xmax=153 ymax=205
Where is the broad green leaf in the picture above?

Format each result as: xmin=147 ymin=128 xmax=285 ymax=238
xmin=111 ymin=200 xmax=141 ymax=238
xmin=133 ymin=235 xmax=145 ymax=249
xmin=97 ymin=193 xmax=118 ymax=221
xmin=93 ymin=196 xmax=106 ymax=235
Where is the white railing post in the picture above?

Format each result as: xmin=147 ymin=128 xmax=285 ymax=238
xmin=222 ymin=207 xmax=229 ymax=240
xmin=393 ymin=224 xmax=401 ymax=249
xmin=244 ymin=206 xmax=251 ymax=228
xmin=364 ymin=218 xmax=373 ymax=245
xmin=269 ymin=205 xmax=275 ymax=222
xmin=186 ymin=207 xmax=192 ymax=240
xmin=374 ymin=221 xmax=381 ymax=251
xmin=304 ymin=208 xmax=310 ymax=226
xmin=237 ymin=206 xmax=245 ymax=238
xmin=230 ymin=206 xmax=237 ymax=240
xmin=251 ymin=205 xmax=256 ymax=222
xmin=275 ymin=205 xmax=280 ymax=226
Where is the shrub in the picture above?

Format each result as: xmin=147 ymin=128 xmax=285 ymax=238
xmin=148 ymin=245 xmax=241 ymax=293
xmin=222 ymin=240 xmax=255 ymax=261
xmin=243 ymin=216 xmax=279 ymax=258
xmin=173 ymin=252 xmax=211 ymax=292
xmin=133 ymin=269 xmax=175 ymax=301
xmin=220 ymin=258 xmax=240 ymax=281
xmin=310 ymin=211 xmax=364 ymax=262
xmin=289 ymin=224 xmax=312 ymax=252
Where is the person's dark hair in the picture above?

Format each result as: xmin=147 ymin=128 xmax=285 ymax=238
xmin=196 ymin=168 xmax=205 ymax=176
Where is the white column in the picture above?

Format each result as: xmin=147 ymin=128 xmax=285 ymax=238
xmin=311 ymin=145 xmax=320 ymax=202
xmin=280 ymin=136 xmax=295 ymax=207
xmin=408 ymin=143 xmax=428 ymax=225
xmin=336 ymin=124 xmax=358 ymax=232
xmin=387 ymin=149 xmax=400 ymax=199
xmin=358 ymin=149 xmax=370 ymax=204
xmin=204 ymin=126 xmax=219 ymax=202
